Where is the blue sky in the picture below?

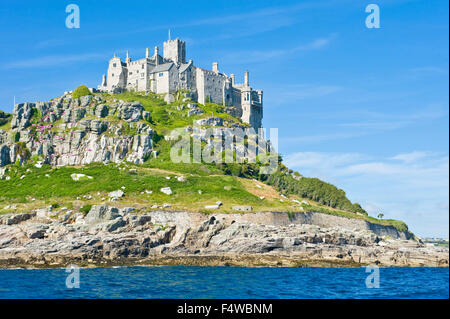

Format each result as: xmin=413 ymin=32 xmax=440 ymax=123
xmin=0 ymin=0 xmax=448 ymax=237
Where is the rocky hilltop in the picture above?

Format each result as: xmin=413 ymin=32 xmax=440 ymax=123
xmin=1 ymin=94 xmax=153 ymax=167
xmin=0 ymin=205 xmax=447 ymax=268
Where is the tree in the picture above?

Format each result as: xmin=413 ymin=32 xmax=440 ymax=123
xmin=377 ymin=213 xmax=384 ymax=219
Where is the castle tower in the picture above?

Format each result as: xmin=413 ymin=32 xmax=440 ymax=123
xmin=163 ymin=38 xmax=186 ymax=64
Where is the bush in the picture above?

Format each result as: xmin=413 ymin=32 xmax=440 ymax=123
xmin=72 ymin=85 xmax=92 ymax=99
xmin=263 ymin=170 xmax=368 ymax=215
xmin=0 ymin=110 xmax=11 ymax=126
xmin=80 ymin=204 xmax=92 ymax=214
xmin=15 ymin=142 xmax=31 ymax=163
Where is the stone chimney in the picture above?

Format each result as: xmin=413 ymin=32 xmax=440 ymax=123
xmin=126 ymin=50 xmax=131 ymax=63
xmin=230 ymin=74 xmax=235 ymax=86
xmin=146 ymin=48 xmax=149 ymax=58
xmin=212 ymin=62 xmax=219 ymax=74
xmin=244 ymin=70 xmax=249 ymax=86
xmin=154 ymin=46 xmax=159 ymax=65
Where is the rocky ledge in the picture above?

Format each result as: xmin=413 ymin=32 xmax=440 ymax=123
xmin=0 ymin=206 xmax=447 ymax=268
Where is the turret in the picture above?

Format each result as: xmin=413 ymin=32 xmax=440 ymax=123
xmin=230 ymin=74 xmax=235 ymax=86
xmin=244 ymin=70 xmax=249 ymax=87
xmin=146 ymin=48 xmax=149 ymax=58
xmin=126 ymin=50 xmax=131 ymax=63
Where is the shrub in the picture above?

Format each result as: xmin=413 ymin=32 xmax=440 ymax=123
xmin=80 ymin=204 xmax=92 ymax=214
xmin=72 ymin=85 xmax=92 ymax=99
xmin=0 ymin=111 xmax=11 ymax=126
xmin=16 ymin=142 xmax=31 ymax=163
xmin=263 ymin=170 xmax=368 ymax=215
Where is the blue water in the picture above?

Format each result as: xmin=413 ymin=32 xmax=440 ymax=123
xmin=0 ymin=266 xmax=448 ymax=299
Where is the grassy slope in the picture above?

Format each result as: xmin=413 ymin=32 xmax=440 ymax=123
xmin=0 ymin=162 xmax=408 ymax=231
xmin=0 ymin=91 xmax=409 ymax=232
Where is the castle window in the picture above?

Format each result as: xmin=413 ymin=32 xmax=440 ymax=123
xmin=159 ymin=73 xmax=164 ymax=77
xmin=142 ymin=65 xmax=144 ymax=69
xmin=112 ymin=73 xmax=114 ymax=77
xmin=113 ymin=63 xmax=116 ymax=67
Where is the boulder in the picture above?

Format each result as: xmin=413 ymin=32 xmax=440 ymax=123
xmin=164 ymin=94 xmax=175 ymax=104
xmin=84 ymin=205 xmax=120 ymax=224
xmin=160 ymin=187 xmax=172 ymax=195
xmin=108 ymin=190 xmax=124 ymax=200
xmin=70 ymin=173 xmax=93 ymax=181
xmin=118 ymin=102 xmax=143 ymax=122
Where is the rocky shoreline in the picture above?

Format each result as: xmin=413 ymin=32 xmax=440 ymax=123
xmin=0 ymin=206 xmax=448 ymax=268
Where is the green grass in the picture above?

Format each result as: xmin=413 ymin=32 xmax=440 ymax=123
xmin=0 ymin=163 xmax=263 ymax=208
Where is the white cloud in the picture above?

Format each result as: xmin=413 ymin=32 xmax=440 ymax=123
xmin=285 ymin=151 xmax=449 ymax=237
xmin=222 ymin=34 xmax=337 ymax=64
xmin=391 ymin=151 xmax=435 ymax=163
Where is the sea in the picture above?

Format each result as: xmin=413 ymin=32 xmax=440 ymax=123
xmin=0 ymin=266 xmax=448 ymax=299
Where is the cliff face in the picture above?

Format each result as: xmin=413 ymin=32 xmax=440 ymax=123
xmin=0 ymin=94 xmax=154 ymax=167
xmin=0 ymin=206 xmax=446 ymax=268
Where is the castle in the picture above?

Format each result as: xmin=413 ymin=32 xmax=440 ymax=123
xmin=98 ymin=37 xmax=263 ymax=129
